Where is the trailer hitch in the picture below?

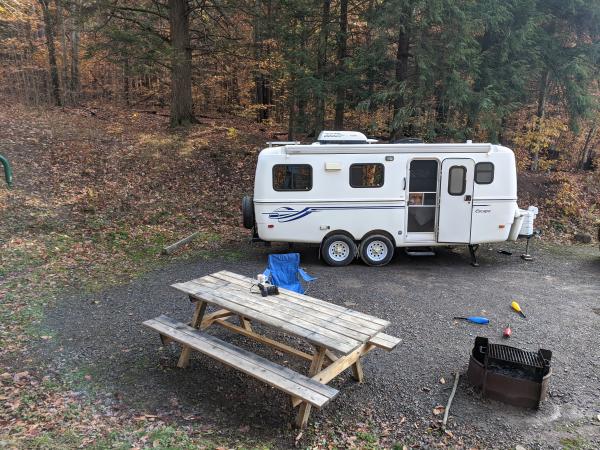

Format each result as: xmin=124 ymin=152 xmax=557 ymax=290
xmin=1 ymin=154 xmax=13 ymax=188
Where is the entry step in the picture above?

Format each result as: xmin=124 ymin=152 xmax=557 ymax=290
xmin=404 ymin=247 xmax=436 ymax=257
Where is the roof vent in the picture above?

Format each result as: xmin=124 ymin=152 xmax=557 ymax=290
xmin=317 ymin=130 xmax=370 ymax=145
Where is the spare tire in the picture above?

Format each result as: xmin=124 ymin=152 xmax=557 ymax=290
xmin=242 ymin=195 xmax=255 ymax=229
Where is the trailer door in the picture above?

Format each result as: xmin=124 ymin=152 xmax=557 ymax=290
xmin=437 ymin=158 xmax=474 ymax=243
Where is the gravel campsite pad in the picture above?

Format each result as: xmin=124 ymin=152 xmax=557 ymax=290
xmin=35 ymin=242 xmax=599 ymax=449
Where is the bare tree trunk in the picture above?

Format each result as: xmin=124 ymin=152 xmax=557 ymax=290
xmin=288 ymin=85 xmax=296 ymax=140
xmin=297 ymin=97 xmax=307 ymax=134
xmin=123 ymin=57 xmax=130 ymax=107
xmin=55 ymin=0 xmax=68 ymax=104
xmin=536 ymin=69 xmax=549 ymax=119
xmin=253 ymin=0 xmax=273 ymax=122
xmin=333 ymin=0 xmax=348 ymax=129
xmin=230 ymin=72 xmax=240 ymax=105
xmin=365 ymin=0 xmax=375 ymax=111
xmin=255 ymin=75 xmax=272 ymax=121
xmin=531 ymin=69 xmax=550 ymax=171
xmin=391 ymin=26 xmax=410 ymax=139
xmin=69 ymin=1 xmax=80 ymax=101
xmin=169 ymin=0 xmax=197 ymax=127
xmin=38 ymin=0 xmax=62 ymax=106
xmin=578 ymin=124 xmax=597 ymax=170
xmin=314 ymin=0 xmax=331 ymax=136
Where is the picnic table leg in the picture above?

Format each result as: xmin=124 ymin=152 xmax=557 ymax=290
xmin=296 ymin=346 xmax=326 ymax=428
xmin=351 ymin=359 xmax=364 ymax=382
xmin=238 ymin=315 xmax=252 ymax=332
xmin=324 ymin=350 xmax=338 ymax=366
xmin=177 ymin=300 xmax=207 ymax=368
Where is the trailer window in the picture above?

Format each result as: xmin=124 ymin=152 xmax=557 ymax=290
xmin=272 ymin=164 xmax=312 ymax=191
xmin=350 ymin=163 xmax=384 ymax=188
xmin=448 ymin=166 xmax=467 ymax=195
xmin=475 ymin=162 xmax=494 ymax=184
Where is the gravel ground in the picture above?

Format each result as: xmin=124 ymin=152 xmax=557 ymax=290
xmin=38 ymin=241 xmax=599 ymax=449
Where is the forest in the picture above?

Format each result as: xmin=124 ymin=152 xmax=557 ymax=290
xmin=1 ymin=0 xmax=598 ymax=161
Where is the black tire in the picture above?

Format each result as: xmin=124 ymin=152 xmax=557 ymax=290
xmin=321 ymin=234 xmax=357 ymax=267
xmin=359 ymin=234 xmax=394 ymax=266
xmin=241 ymin=195 xmax=255 ymax=229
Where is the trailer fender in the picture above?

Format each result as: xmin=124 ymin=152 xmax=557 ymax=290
xmin=358 ymin=230 xmax=396 ymax=248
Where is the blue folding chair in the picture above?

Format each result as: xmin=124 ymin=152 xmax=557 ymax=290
xmin=263 ymin=253 xmax=316 ymax=294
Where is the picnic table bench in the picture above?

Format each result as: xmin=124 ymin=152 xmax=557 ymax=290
xmin=143 ymin=270 xmax=400 ymax=428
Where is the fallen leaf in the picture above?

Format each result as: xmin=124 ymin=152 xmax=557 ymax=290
xmin=14 ymin=371 xmax=29 ymax=381
xmin=433 ymin=405 xmax=445 ymax=415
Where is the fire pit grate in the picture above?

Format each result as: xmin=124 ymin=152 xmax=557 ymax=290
xmin=488 ymin=343 xmax=545 ymax=369
xmin=467 ymin=337 xmax=552 ymax=408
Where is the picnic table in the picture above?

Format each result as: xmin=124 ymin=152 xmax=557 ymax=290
xmin=143 ymin=270 xmax=400 ymax=428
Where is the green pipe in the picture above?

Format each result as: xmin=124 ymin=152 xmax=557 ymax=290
xmin=1 ymin=154 xmax=13 ymax=188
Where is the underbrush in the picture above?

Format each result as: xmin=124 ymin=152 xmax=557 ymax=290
xmin=518 ymin=171 xmax=600 ymax=241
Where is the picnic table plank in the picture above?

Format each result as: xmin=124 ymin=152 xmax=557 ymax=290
xmin=211 ymin=271 xmax=389 ymax=330
xmin=144 ymin=315 xmax=338 ymax=407
xmin=185 ymin=281 xmax=362 ymax=351
xmin=369 ymin=332 xmax=402 ymax=350
xmin=172 ymin=280 xmax=359 ymax=353
xmin=201 ymin=274 xmax=383 ymax=335
xmin=194 ymin=277 xmax=374 ymax=342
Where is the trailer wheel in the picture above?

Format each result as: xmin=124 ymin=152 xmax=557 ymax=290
xmin=241 ymin=195 xmax=255 ymax=229
xmin=321 ymin=235 xmax=357 ymax=266
xmin=359 ymin=234 xmax=394 ymax=266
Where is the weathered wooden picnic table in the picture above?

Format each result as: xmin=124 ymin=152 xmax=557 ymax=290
xmin=144 ymin=270 xmax=400 ymax=428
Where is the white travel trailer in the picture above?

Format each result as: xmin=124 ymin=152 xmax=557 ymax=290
xmin=242 ymin=131 xmax=532 ymax=267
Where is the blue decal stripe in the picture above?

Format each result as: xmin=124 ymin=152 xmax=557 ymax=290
xmin=263 ymin=205 xmax=404 ymax=222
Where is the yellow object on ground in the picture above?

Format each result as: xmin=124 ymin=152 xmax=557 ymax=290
xmin=511 ymin=301 xmax=527 ymax=318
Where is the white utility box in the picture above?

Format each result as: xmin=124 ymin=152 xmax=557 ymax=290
xmin=519 ymin=206 xmax=538 ymax=236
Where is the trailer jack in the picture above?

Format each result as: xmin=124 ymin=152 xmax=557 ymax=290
xmin=468 ymin=244 xmax=480 ymax=267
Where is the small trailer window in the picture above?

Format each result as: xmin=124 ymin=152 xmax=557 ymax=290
xmin=273 ymin=164 xmax=312 ymax=191
xmin=475 ymin=162 xmax=494 ymax=184
xmin=350 ymin=163 xmax=384 ymax=188
xmin=448 ymin=166 xmax=466 ymax=195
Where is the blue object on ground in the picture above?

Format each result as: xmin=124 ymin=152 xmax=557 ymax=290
xmin=263 ymin=253 xmax=316 ymax=294
xmin=453 ymin=316 xmax=490 ymax=324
